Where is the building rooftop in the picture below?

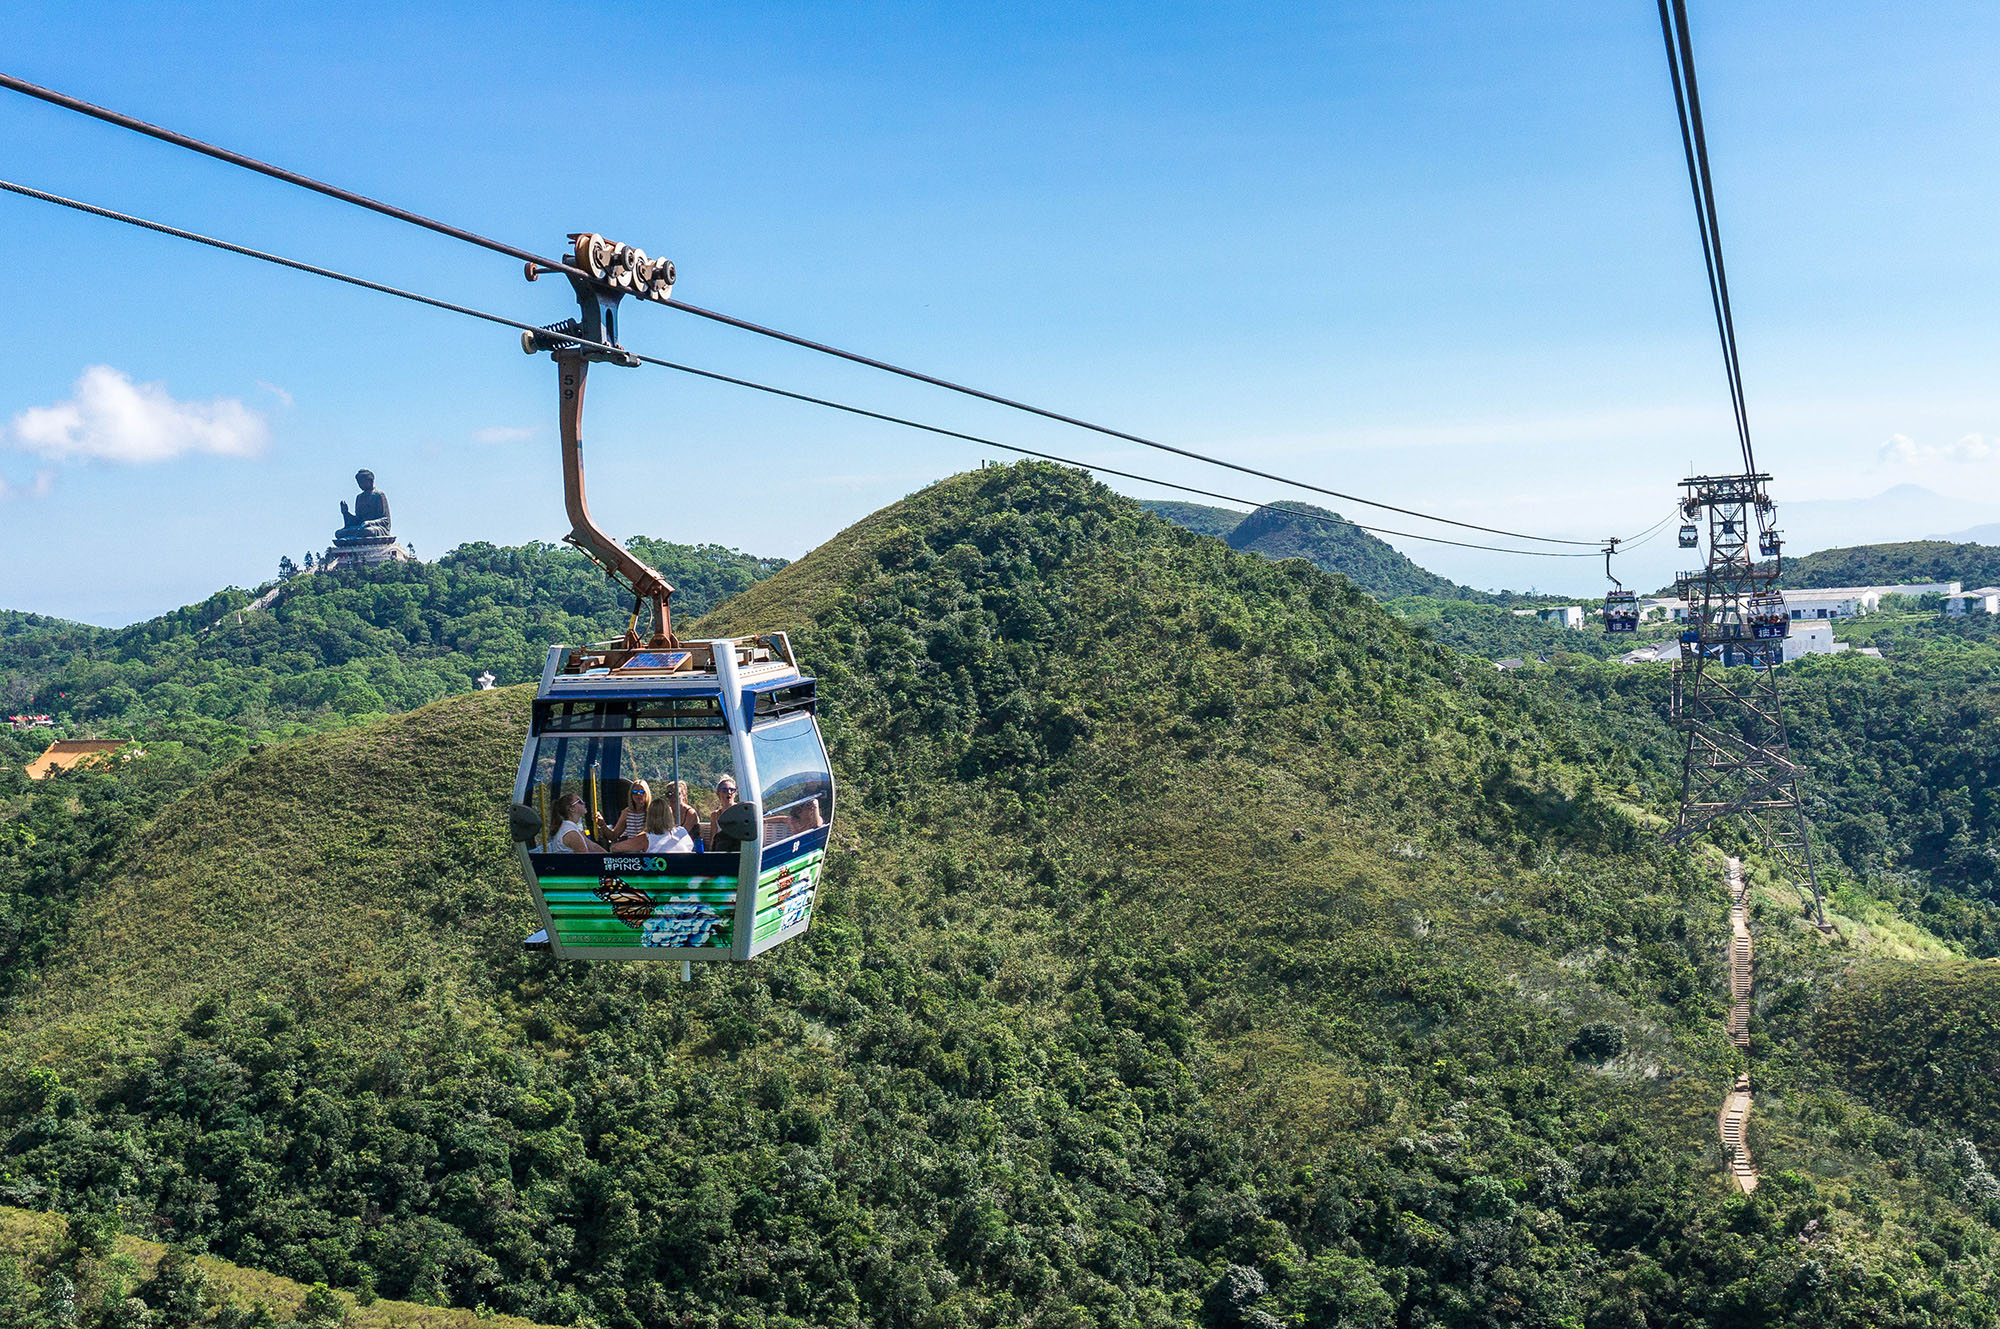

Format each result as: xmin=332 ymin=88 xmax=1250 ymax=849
xmin=25 ymin=739 xmax=139 ymax=781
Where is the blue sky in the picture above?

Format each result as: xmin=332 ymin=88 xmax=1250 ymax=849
xmin=5 ymin=1 xmax=2000 ymax=622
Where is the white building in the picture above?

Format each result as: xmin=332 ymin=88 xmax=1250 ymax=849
xmin=1782 ymin=588 xmax=1877 ymax=620
xmin=1639 ymin=597 xmax=1687 ymax=622
xmin=1947 ymin=587 xmax=2000 ymax=616
xmin=1781 ymin=619 xmax=1846 ymax=663
xmin=1783 ymin=582 xmax=1959 ymax=621
xmin=1510 ymin=606 xmax=1584 ymax=629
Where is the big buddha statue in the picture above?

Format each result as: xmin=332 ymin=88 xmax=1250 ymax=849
xmin=323 ymin=468 xmax=412 ymax=568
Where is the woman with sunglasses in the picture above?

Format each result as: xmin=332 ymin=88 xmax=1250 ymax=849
xmin=549 ymin=792 xmax=604 ymax=853
xmin=601 ymin=779 xmax=651 ymax=845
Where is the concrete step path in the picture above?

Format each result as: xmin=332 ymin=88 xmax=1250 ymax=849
xmin=1720 ymin=857 xmax=1758 ymax=1193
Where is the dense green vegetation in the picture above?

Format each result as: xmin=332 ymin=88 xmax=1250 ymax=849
xmin=0 ymin=1204 xmax=551 ymax=1329
xmin=1534 ymin=645 xmax=2000 ymax=957
xmin=4 ymin=466 xmax=1999 ymax=1327
xmin=0 ymin=538 xmax=782 ymax=741
xmin=1797 ymin=961 xmax=2000 ymax=1149
xmin=1382 ymin=596 xmax=1677 ymax=663
xmin=1782 ymin=540 xmax=2000 ymax=591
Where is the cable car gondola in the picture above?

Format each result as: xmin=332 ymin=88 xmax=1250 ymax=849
xmin=1604 ymin=589 xmax=1639 ymax=633
xmin=1602 ymin=540 xmax=1639 ymax=634
xmin=1747 ymin=593 xmax=1789 ymax=640
xmin=506 ymin=234 xmax=834 ymax=962
xmin=1678 ymin=523 xmax=1699 ymax=548
xmin=1758 ymin=529 xmax=1781 ymax=558
xmin=512 ymin=635 xmax=833 ymax=960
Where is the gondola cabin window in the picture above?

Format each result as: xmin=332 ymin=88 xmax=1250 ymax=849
xmin=751 ymin=714 xmax=833 ymax=846
xmin=528 ymin=704 xmax=740 ymax=852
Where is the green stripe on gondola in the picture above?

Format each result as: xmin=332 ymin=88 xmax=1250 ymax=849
xmin=750 ymin=849 xmax=824 ymax=941
xmin=534 ymin=869 xmax=740 ymax=949
xmin=555 ymin=922 xmax=735 ymax=947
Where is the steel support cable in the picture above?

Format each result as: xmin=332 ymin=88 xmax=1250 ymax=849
xmin=0 ymin=70 xmax=1606 ymax=551
xmin=1614 ymin=509 xmax=1680 ymax=554
xmin=1670 ymin=0 xmax=1756 ymax=475
xmin=663 ymin=300 xmax=1608 ymax=546
xmin=1655 ymin=0 xmax=1754 ymax=475
xmin=1656 ymin=0 xmax=1743 ymax=466
xmin=0 ymin=71 xmax=590 ymax=284
xmin=0 ymin=176 xmax=1603 ymax=561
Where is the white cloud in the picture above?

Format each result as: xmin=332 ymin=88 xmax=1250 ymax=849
xmin=473 ymin=425 xmax=535 ymax=444
xmin=257 ymin=380 xmax=295 ymax=408
xmin=1878 ymin=432 xmax=1997 ymax=466
xmin=8 ymin=366 xmax=268 ymax=464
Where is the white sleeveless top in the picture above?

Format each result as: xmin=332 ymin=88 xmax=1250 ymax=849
xmin=552 ymin=819 xmax=592 ymax=852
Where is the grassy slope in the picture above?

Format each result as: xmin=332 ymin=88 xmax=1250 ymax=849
xmin=0 ymin=1206 xmax=551 ymax=1329
xmin=6 ymin=465 xmax=1999 ymax=1326
xmin=6 ymin=690 xmax=530 ymax=1070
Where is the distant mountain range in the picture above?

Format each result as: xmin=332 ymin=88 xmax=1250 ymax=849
xmin=1937 ymin=522 xmax=2000 ymax=546
xmin=1777 ymin=484 xmax=2000 ymax=555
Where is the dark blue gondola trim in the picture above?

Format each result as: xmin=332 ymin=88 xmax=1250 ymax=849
xmin=760 ymin=824 xmax=831 ymax=868
xmin=537 ymin=685 xmax=727 ymax=703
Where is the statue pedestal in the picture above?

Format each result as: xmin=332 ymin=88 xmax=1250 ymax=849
xmin=323 ymin=533 xmax=412 ymax=570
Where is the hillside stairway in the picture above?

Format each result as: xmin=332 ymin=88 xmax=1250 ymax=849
xmin=1719 ymin=856 xmax=1758 ymax=1193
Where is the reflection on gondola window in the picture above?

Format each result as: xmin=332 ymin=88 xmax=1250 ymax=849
xmin=751 ymin=715 xmax=832 ymax=841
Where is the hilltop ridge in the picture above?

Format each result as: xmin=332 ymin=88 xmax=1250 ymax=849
xmin=1139 ymin=498 xmax=1492 ymax=600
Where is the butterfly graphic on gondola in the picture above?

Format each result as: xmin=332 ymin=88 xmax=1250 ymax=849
xmin=595 ymin=875 xmax=657 ymax=927
xmin=597 ymin=875 xmax=728 ymax=947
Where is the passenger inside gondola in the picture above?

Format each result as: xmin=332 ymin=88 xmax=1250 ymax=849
xmin=789 ymin=797 xmax=826 ymax=834
xmin=600 ymin=780 xmax=651 ymax=844
xmin=612 ymin=797 xmax=695 ymax=854
xmin=660 ymin=780 xmax=705 ymax=849
xmin=550 ymin=793 xmax=605 ymax=853
xmin=708 ymin=776 xmax=742 ymax=851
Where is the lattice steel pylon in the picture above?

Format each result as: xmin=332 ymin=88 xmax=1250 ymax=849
xmin=1663 ymin=472 xmax=1829 ymax=929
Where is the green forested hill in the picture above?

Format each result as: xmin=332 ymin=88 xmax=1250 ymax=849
xmin=1798 ymin=960 xmax=2000 ymax=1147
xmin=1139 ymin=499 xmax=1492 ymax=600
xmin=1782 ymin=540 xmax=2000 ymax=590
xmin=0 ymin=539 xmax=781 ymax=745
xmin=5 ymin=465 xmax=1999 ymax=1328
xmin=1135 ymin=499 xmax=1659 ymax=661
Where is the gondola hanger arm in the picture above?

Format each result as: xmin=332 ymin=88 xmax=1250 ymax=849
xmin=526 ymin=233 xmax=677 ymax=649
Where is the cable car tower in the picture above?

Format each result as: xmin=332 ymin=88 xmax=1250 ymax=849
xmin=1651 ymin=0 xmax=1827 ymax=929
xmin=1662 ymin=476 xmax=1825 ymax=927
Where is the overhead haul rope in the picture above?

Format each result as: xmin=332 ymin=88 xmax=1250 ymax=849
xmin=0 ymin=175 xmax=1613 ymax=560
xmin=0 ymin=69 xmax=1607 ymax=550
xmin=1656 ymin=0 xmax=1755 ymax=475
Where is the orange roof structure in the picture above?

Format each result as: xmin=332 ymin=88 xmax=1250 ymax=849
xmin=25 ymin=739 xmax=138 ymax=780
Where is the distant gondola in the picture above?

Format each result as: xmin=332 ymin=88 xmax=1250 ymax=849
xmin=1746 ymin=593 xmax=1789 ymax=640
xmin=1603 ymin=589 xmax=1639 ymax=634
